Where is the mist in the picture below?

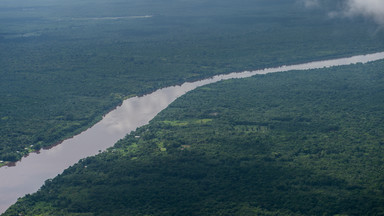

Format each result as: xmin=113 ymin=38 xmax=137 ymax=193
xmin=345 ymin=0 xmax=384 ymax=25
xmin=300 ymin=0 xmax=384 ymax=26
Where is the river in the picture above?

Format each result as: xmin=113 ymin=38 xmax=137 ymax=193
xmin=1 ymin=52 xmax=384 ymax=213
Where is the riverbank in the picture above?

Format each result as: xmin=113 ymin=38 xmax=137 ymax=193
xmin=3 ymin=50 xmax=384 ymax=169
xmin=1 ymin=52 xmax=384 ymax=214
xmin=2 ymin=0 xmax=384 ymax=164
xmin=5 ymin=58 xmax=384 ymax=215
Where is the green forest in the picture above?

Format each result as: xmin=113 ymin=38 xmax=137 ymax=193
xmin=5 ymin=60 xmax=384 ymax=215
xmin=1 ymin=0 xmax=384 ymax=163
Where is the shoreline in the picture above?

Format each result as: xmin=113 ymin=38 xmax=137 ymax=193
xmin=2 ymin=51 xmax=384 ymax=169
xmin=1 ymin=51 xmax=384 ymax=214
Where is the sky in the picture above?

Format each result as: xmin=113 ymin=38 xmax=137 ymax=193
xmin=301 ymin=0 xmax=384 ymax=26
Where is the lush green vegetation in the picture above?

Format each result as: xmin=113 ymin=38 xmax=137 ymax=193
xmin=1 ymin=0 xmax=384 ymax=162
xmin=5 ymin=60 xmax=384 ymax=215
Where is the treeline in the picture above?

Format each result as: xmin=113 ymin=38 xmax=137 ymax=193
xmin=1 ymin=0 xmax=384 ymax=163
xmin=5 ymin=60 xmax=384 ymax=215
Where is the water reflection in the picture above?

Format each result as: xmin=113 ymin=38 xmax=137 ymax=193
xmin=1 ymin=52 xmax=384 ymax=213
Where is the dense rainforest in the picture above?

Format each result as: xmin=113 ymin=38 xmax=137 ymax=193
xmin=5 ymin=59 xmax=384 ymax=215
xmin=1 ymin=0 xmax=384 ymax=163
